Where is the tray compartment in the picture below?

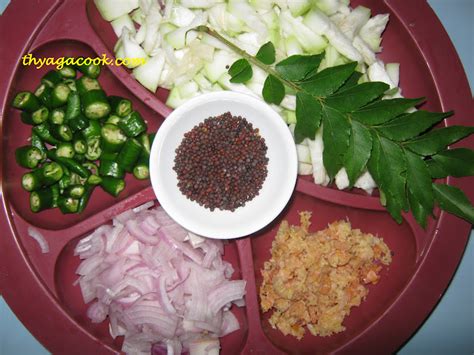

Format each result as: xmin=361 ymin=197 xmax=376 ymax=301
xmin=54 ymin=216 xmax=248 ymax=354
xmin=250 ymin=191 xmax=418 ymax=354
xmin=3 ymin=39 xmax=163 ymax=230
xmin=7 ymin=187 xmax=156 ymax=296
xmin=0 ymin=0 xmax=472 ymax=354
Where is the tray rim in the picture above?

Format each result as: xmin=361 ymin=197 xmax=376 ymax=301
xmin=0 ymin=0 xmax=473 ymax=354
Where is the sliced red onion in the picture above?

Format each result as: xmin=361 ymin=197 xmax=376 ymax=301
xmin=205 ymin=342 xmax=220 ymax=353
xmin=200 ymin=238 xmax=224 ymax=255
xmin=232 ymin=298 xmax=245 ymax=308
xmin=158 ymin=229 xmax=204 ymax=265
xmin=127 ymin=219 xmax=160 ymax=245
xmin=202 ymin=244 xmax=219 ymax=269
xmin=74 ymin=234 xmax=93 ymax=256
xmin=126 ymin=302 xmax=178 ymax=339
xmin=166 ymin=262 xmax=190 ymax=292
xmin=141 ymin=215 xmax=161 ymax=235
xmin=110 ymin=229 xmax=136 ymax=254
xmin=192 ymin=321 xmax=219 ymax=334
xmin=157 ymin=276 xmax=176 ymax=315
xmin=122 ymin=335 xmax=153 ymax=355
xmin=110 ymin=276 xmax=152 ymax=298
xmin=160 ymin=223 xmax=188 ymax=242
xmin=27 ymin=227 xmax=49 ymax=254
xmin=87 ymin=301 xmax=108 ymax=323
xmin=79 ymin=278 xmax=96 ymax=304
xmin=222 ymin=261 xmax=235 ymax=279
xmin=105 ymin=223 xmax=124 ymax=253
xmin=123 ymin=240 xmax=142 ymax=255
xmin=165 ymin=339 xmax=182 ymax=355
xmin=220 ymin=311 xmax=240 ymax=337
xmin=76 ymin=227 xmax=108 ymax=259
xmin=153 ymin=208 xmax=176 ymax=226
xmin=76 ymin=254 xmax=105 ymax=276
xmin=115 ymin=292 xmax=142 ymax=306
xmin=75 ymin=205 xmax=245 ymax=354
xmin=114 ymin=209 xmax=135 ymax=225
xmin=133 ymin=201 xmax=155 ymax=213
xmin=153 ymin=239 xmax=181 ymax=263
xmin=208 ymin=280 xmax=246 ymax=315
xmin=185 ymin=271 xmax=210 ymax=322
xmin=188 ymin=338 xmax=220 ymax=355
xmin=151 ymin=343 xmax=167 ymax=355
xmin=186 ymin=232 xmax=206 ymax=248
xmin=109 ymin=315 xmax=126 ymax=339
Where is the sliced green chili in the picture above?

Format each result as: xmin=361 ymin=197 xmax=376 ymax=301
xmin=74 ymin=153 xmax=86 ymax=163
xmin=100 ymin=151 xmax=118 ymax=160
xmin=63 ymin=79 xmax=77 ymax=92
xmin=51 ymin=184 xmax=60 ymax=208
xmin=108 ymin=96 xmax=132 ymax=117
xmin=15 ymin=146 xmax=43 ymax=169
xmin=138 ymin=133 xmax=151 ymax=156
xmin=87 ymin=174 xmax=102 ymax=185
xmin=50 ymin=123 xmax=73 ymax=142
xmin=65 ymin=184 xmax=85 ymax=198
xmin=132 ymin=154 xmax=149 ymax=180
xmin=81 ymin=120 xmax=101 ymax=140
xmin=13 ymin=57 xmax=151 ymax=215
xmin=30 ymin=187 xmax=56 ymax=212
xmin=31 ymin=107 xmax=49 ymax=124
xmin=47 ymin=150 xmax=90 ymax=178
xmin=82 ymin=161 xmax=99 ymax=176
xmin=117 ymin=138 xmax=142 ymax=172
xmin=82 ymin=89 xmax=110 ymax=119
xmin=56 ymin=142 xmax=75 ymax=158
xmin=22 ymin=162 xmax=64 ymax=191
xmin=73 ymin=137 xmax=87 ymax=154
xmin=41 ymin=70 xmax=62 ymax=88
xmin=58 ymin=173 xmax=71 ymax=194
xmin=34 ymin=84 xmax=53 ymax=107
xmin=32 ymin=122 xmax=61 ymax=145
xmin=76 ymin=61 xmax=101 ymax=79
xmin=20 ymin=111 xmax=34 ymax=125
xmin=119 ymin=111 xmax=147 ymax=137
xmin=101 ymin=176 xmax=125 ymax=197
xmin=100 ymin=123 xmax=127 ymax=152
xmin=22 ymin=171 xmax=42 ymax=192
xmin=59 ymin=65 xmax=76 ymax=79
xmin=68 ymin=114 xmax=89 ymax=133
xmin=12 ymin=91 xmax=40 ymax=112
xmin=78 ymin=184 xmax=95 ymax=212
xmin=76 ymin=76 xmax=101 ymax=95
xmin=106 ymin=114 xmax=122 ymax=125
xmin=57 ymin=196 xmax=79 ymax=214
xmin=50 ymin=83 xmax=71 ymax=108
xmin=85 ymin=136 xmax=102 ymax=161
xmin=65 ymin=91 xmax=81 ymax=120
xmin=70 ymin=173 xmax=85 ymax=186
xmin=48 ymin=108 xmax=65 ymax=125
xmin=31 ymin=132 xmax=47 ymax=162
xmin=99 ymin=159 xmax=125 ymax=179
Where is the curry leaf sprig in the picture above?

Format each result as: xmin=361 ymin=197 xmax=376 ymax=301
xmin=195 ymin=26 xmax=474 ymax=227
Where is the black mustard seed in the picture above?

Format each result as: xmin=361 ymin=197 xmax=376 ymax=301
xmin=173 ymin=112 xmax=268 ymax=211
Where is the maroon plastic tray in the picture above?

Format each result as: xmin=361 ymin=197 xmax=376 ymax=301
xmin=0 ymin=0 xmax=472 ymax=354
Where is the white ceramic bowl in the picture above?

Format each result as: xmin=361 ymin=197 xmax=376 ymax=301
xmin=150 ymin=91 xmax=297 ymax=239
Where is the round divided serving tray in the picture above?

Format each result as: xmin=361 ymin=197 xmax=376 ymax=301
xmin=0 ymin=0 xmax=472 ymax=354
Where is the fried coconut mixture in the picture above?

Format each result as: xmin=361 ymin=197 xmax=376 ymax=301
xmin=260 ymin=212 xmax=392 ymax=339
